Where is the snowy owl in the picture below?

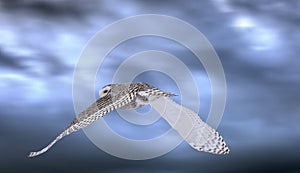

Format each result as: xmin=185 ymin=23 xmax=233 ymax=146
xmin=28 ymin=82 xmax=229 ymax=157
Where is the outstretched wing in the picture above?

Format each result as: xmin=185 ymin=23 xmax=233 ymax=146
xmin=150 ymin=96 xmax=230 ymax=155
xmin=28 ymin=92 xmax=135 ymax=157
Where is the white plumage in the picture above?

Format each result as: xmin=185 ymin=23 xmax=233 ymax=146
xmin=150 ymin=96 xmax=229 ymax=154
xmin=28 ymin=82 xmax=229 ymax=157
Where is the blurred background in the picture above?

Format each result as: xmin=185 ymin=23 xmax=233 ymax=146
xmin=1 ymin=0 xmax=300 ymax=172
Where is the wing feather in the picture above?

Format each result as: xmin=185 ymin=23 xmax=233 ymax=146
xmin=28 ymin=93 xmax=134 ymax=157
xmin=150 ymin=96 xmax=230 ymax=155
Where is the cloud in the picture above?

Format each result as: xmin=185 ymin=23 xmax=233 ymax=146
xmin=0 ymin=0 xmax=300 ymax=173
xmin=0 ymin=0 xmax=90 ymax=18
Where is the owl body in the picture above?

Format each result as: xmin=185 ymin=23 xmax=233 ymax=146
xmin=101 ymin=82 xmax=175 ymax=110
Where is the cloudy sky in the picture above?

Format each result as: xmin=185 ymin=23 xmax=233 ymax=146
xmin=1 ymin=0 xmax=300 ymax=172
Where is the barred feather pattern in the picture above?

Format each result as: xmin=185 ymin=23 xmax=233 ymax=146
xmin=28 ymin=82 xmax=229 ymax=157
xmin=28 ymin=89 xmax=136 ymax=158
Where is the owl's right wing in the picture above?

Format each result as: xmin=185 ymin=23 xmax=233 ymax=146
xmin=150 ymin=96 xmax=230 ymax=155
xmin=28 ymin=93 xmax=135 ymax=158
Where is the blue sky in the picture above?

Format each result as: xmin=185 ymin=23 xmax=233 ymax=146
xmin=0 ymin=0 xmax=300 ymax=172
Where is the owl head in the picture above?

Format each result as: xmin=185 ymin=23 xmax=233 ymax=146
xmin=99 ymin=84 xmax=112 ymax=98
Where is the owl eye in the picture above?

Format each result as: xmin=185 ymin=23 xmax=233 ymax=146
xmin=99 ymin=86 xmax=111 ymax=98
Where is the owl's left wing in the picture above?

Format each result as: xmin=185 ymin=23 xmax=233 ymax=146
xmin=28 ymin=92 xmax=134 ymax=158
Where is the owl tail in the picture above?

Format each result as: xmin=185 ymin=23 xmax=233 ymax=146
xmin=28 ymin=121 xmax=80 ymax=158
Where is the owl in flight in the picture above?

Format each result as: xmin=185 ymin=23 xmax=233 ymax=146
xmin=28 ymin=82 xmax=229 ymax=157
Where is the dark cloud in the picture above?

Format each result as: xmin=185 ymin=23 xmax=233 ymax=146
xmin=0 ymin=48 xmax=70 ymax=76
xmin=1 ymin=0 xmax=87 ymax=18
xmin=0 ymin=48 xmax=27 ymax=70
xmin=1 ymin=139 xmax=300 ymax=173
